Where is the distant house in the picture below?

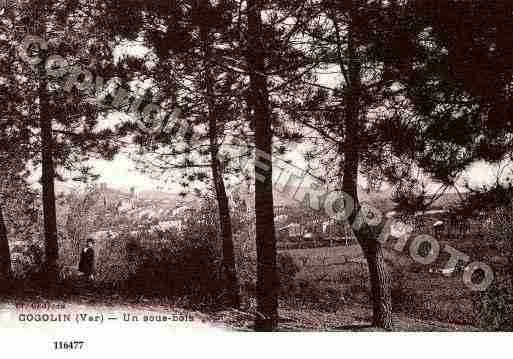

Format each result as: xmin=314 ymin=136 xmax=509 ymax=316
xmin=303 ymin=232 xmax=316 ymax=241
xmin=9 ymin=240 xmax=26 ymax=253
xmin=157 ymin=220 xmax=183 ymax=232
xmin=89 ymin=230 xmax=118 ymax=241
xmin=274 ymin=205 xmax=288 ymax=216
xmin=137 ymin=208 xmax=160 ymax=221
xmin=118 ymin=200 xmax=135 ymax=213
xmin=385 ymin=211 xmax=398 ymax=218
xmin=414 ymin=209 xmax=449 ymax=217
xmin=278 ymin=223 xmax=301 ymax=240
xmin=322 ymin=220 xmax=338 ymax=234
xmin=172 ymin=206 xmax=196 ymax=218
xmin=389 ymin=220 xmax=414 ymax=238
xmin=321 ymin=219 xmax=355 ymax=245
xmin=275 ymin=214 xmax=288 ymax=223
xmin=322 ymin=219 xmax=350 ymax=235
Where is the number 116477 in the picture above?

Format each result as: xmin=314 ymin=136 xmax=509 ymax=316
xmin=54 ymin=341 xmax=85 ymax=350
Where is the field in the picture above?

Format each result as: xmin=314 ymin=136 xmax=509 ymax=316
xmin=276 ymin=232 xmax=504 ymax=329
xmin=3 ymin=228 xmax=508 ymax=331
xmin=4 ymin=200 xmax=510 ymax=331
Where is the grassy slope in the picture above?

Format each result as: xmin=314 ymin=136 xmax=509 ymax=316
xmin=279 ymin=238 xmax=481 ymax=329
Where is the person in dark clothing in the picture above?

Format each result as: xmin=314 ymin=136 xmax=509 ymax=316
xmin=78 ymin=238 xmax=95 ymax=281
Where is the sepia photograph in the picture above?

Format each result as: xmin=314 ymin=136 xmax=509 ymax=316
xmin=0 ymin=0 xmax=512 ymax=355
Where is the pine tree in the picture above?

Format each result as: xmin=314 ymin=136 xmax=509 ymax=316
xmin=7 ymin=0 xmax=122 ymax=282
xmin=101 ymin=0 xmax=250 ymax=308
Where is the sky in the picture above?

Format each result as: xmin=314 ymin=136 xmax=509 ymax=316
xmin=31 ymin=41 xmax=511 ymax=196
xmin=77 ymin=151 xmax=511 ymax=195
xmin=87 ymin=155 xmax=167 ymax=192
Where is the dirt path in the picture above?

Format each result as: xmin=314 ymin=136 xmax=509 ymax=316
xmin=1 ymin=296 xmax=478 ymax=332
xmin=210 ymin=307 xmax=478 ymax=332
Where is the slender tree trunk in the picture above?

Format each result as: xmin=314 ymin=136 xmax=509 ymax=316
xmin=200 ymin=22 xmax=241 ymax=309
xmin=340 ymin=18 xmax=393 ymax=330
xmin=247 ymin=0 xmax=278 ymax=331
xmin=508 ymin=253 xmax=513 ymax=294
xmin=357 ymin=230 xmax=393 ymax=328
xmin=39 ymin=58 xmax=59 ymax=282
xmin=0 ymin=202 xmax=12 ymax=281
xmin=210 ymin=153 xmax=240 ymax=309
xmin=508 ymin=205 xmax=513 ymax=290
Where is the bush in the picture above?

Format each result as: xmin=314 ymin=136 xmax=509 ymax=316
xmin=475 ymin=206 xmax=513 ymax=330
xmin=486 ymin=206 xmax=512 ymax=256
xmin=287 ymin=279 xmax=345 ymax=312
xmin=234 ymin=230 xmax=256 ymax=295
xmin=235 ymin=231 xmax=301 ymax=298
xmin=391 ymin=270 xmax=414 ymax=313
xmin=391 ymin=267 xmax=476 ymax=325
xmin=237 ymin=252 xmax=301 ymax=296
xmin=123 ymin=222 xmax=224 ymax=307
xmin=474 ymin=280 xmax=513 ymax=331
xmin=12 ymin=243 xmax=44 ymax=281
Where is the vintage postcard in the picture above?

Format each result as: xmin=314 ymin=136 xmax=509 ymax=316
xmin=0 ymin=0 xmax=512 ymax=355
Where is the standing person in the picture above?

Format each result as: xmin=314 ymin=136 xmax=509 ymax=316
xmin=78 ymin=238 xmax=95 ymax=281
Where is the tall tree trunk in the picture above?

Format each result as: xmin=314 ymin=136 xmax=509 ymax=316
xmin=340 ymin=18 xmax=393 ymax=330
xmin=508 ymin=205 xmax=513 ymax=291
xmin=210 ymin=152 xmax=240 ymax=309
xmin=200 ymin=21 xmax=240 ymax=309
xmin=357 ymin=230 xmax=393 ymax=329
xmin=0 ymin=202 xmax=12 ymax=281
xmin=39 ymin=57 xmax=59 ymax=282
xmin=247 ymin=0 xmax=278 ymax=331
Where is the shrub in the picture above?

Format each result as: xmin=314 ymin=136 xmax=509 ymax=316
xmin=474 ymin=280 xmax=513 ymax=331
xmin=485 ymin=206 xmax=512 ymax=255
xmin=391 ymin=270 xmax=414 ymax=312
xmin=391 ymin=266 xmax=477 ymax=325
xmin=286 ymin=279 xmax=345 ymax=312
xmin=96 ymin=232 xmax=136 ymax=284
xmin=475 ymin=206 xmax=513 ymax=330
xmin=234 ymin=230 xmax=256 ymax=295
xmin=123 ymin=221 xmax=224 ymax=307
xmin=235 ymin=231 xmax=301 ymax=298
xmin=277 ymin=252 xmax=302 ymax=294
xmin=13 ymin=243 xmax=44 ymax=281
xmin=237 ymin=252 xmax=301 ymax=296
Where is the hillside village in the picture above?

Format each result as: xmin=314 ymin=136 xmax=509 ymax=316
xmin=59 ymin=184 xmax=203 ymax=241
xmin=50 ymin=182 xmax=475 ymax=252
